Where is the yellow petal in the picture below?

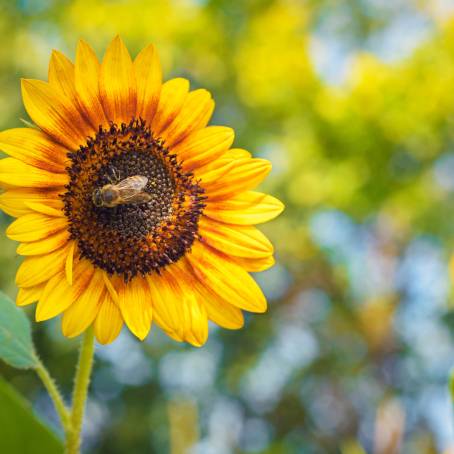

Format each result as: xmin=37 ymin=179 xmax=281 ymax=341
xmin=0 ymin=158 xmax=68 ymax=188
xmin=196 ymin=159 xmax=236 ymax=186
xmin=102 ymin=272 xmax=119 ymax=304
xmin=186 ymin=242 xmax=267 ymax=313
xmin=65 ymin=241 xmax=76 ymax=285
xmin=100 ymin=36 xmax=136 ymax=124
xmin=180 ymin=296 xmax=208 ymax=347
xmin=16 ymin=284 xmax=45 ymax=307
xmin=0 ymin=188 xmax=63 ymax=218
xmin=204 ymin=158 xmax=272 ymax=200
xmin=134 ymin=43 xmax=162 ymax=124
xmin=48 ymin=50 xmax=78 ymax=105
xmin=203 ymin=293 xmax=244 ymax=329
xmin=204 ymin=191 xmax=284 ymax=225
xmin=161 ymin=89 xmax=214 ymax=147
xmin=94 ymin=293 xmax=123 ymax=344
xmin=198 ymin=217 xmax=273 ymax=258
xmin=223 ymin=148 xmax=252 ymax=160
xmin=36 ymin=259 xmax=94 ymax=322
xmin=21 ymin=79 xmax=92 ymax=150
xmin=0 ymin=128 xmax=68 ymax=172
xmin=194 ymin=155 xmax=232 ymax=174
xmin=147 ymin=272 xmax=183 ymax=340
xmin=7 ymin=213 xmax=67 ymax=242
xmin=147 ymin=267 xmax=208 ymax=346
xmin=151 ymin=78 xmax=189 ymax=134
xmin=75 ymin=40 xmax=108 ymax=129
xmin=172 ymin=126 xmax=234 ymax=171
xmin=17 ymin=229 xmax=69 ymax=256
xmin=24 ymin=201 xmax=64 ymax=217
xmin=16 ymin=242 xmax=71 ymax=287
xmin=36 ymin=272 xmax=71 ymax=321
xmin=165 ymin=265 xmax=209 ymax=346
xmin=163 ymin=259 xmax=241 ymax=332
xmin=172 ymin=258 xmax=244 ymax=330
xmin=118 ymin=277 xmax=152 ymax=340
xmin=233 ymin=255 xmax=275 ymax=272
xmin=62 ymin=269 xmax=105 ymax=337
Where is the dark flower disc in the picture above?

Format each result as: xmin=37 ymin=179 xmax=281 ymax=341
xmin=62 ymin=119 xmax=205 ymax=281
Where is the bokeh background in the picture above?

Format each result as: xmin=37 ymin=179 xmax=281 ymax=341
xmin=1 ymin=0 xmax=454 ymax=453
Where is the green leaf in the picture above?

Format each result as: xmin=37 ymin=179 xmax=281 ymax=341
xmin=0 ymin=291 xmax=38 ymax=368
xmin=0 ymin=377 xmax=63 ymax=453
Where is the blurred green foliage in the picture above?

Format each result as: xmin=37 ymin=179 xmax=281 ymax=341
xmin=1 ymin=0 xmax=454 ymax=453
xmin=0 ymin=377 xmax=63 ymax=454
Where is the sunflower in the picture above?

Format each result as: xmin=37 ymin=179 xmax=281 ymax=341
xmin=0 ymin=36 xmax=283 ymax=346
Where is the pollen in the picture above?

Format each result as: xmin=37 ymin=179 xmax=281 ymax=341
xmin=62 ymin=119 xmax=206 ymax=281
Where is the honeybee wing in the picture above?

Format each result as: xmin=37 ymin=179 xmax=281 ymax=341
xmin=114 ymin=176 xmax=151 ymax=203
xmin=121 ymin=192 xmax=153 ymax=204
xmin=115 ymin=175 xmax=148 ymax=191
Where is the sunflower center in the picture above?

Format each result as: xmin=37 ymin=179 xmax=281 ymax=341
xmin=63 ymin=119 xmax=205 ymax=281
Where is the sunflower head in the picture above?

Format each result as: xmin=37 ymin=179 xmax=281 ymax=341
xmin=0 ymin=36 xmax=284 ymax=346
xmin=63 ymin=118 xmax=205 ymax=281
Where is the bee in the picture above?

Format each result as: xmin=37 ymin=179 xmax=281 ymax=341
xmin=92 ymin=175 xmax=152 ymax=208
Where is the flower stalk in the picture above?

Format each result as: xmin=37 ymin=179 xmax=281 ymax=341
xmin=35 ymin=358 xmax=71 ymax=433
xmin=66 ymin=327 xmax=96 ymax=454
xmin=35 ymin=328 xmax=96 ymax=454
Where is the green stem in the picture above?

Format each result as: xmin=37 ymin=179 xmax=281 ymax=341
xmin=66 ymin=327 xmax=96 ymax=454
xmin=35 ymin=358 xmax=71 ymax=433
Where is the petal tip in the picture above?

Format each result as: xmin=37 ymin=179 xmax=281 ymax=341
xmin=35 ymin=308 xmax=47 ymax=322
xmin=275 ymin=198 xmax=285 ymax=214
xmin=110 ymin=34 xmax=124 ymax=48
xmin=76 ymin=38 xmax=93 ymax=54
xmin=133 ymin=329 xmax=149 ymax=341
xmin=20 ymin=78 xmax=30 ymax=90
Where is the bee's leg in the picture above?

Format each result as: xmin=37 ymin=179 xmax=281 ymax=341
xmin=107 ymin=165 xmax=121 ymax=184
xmin=106 ymin=166 xmax=114 ymax=183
